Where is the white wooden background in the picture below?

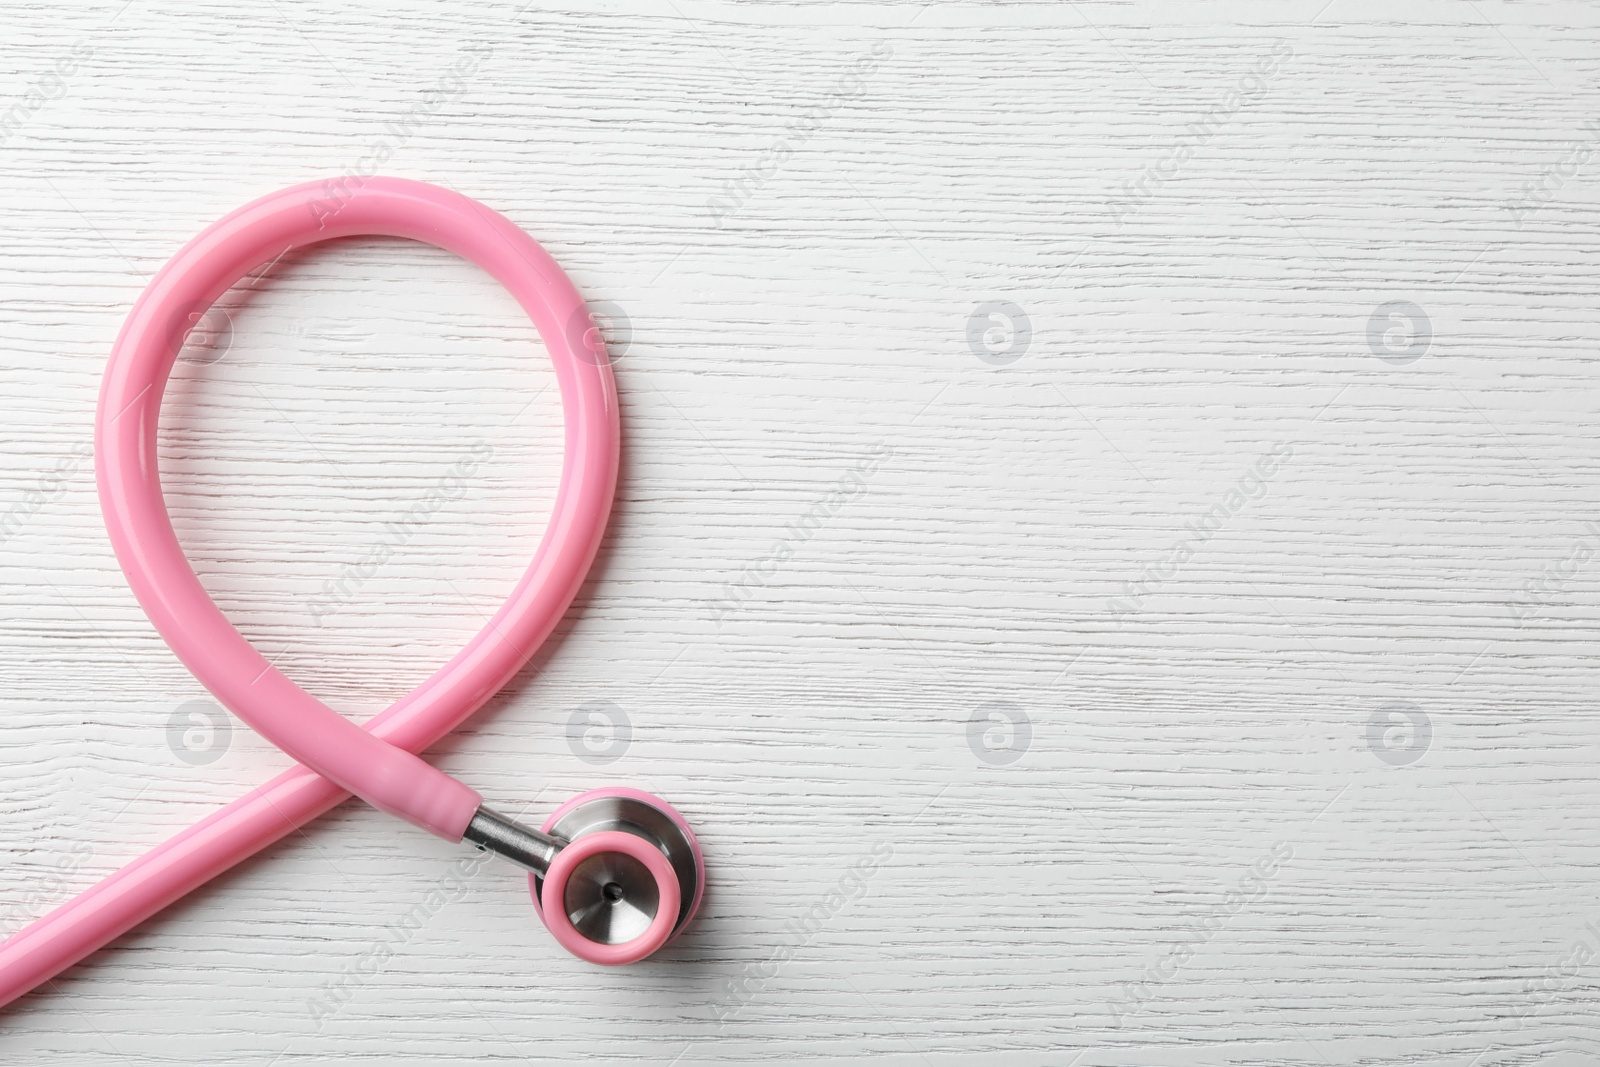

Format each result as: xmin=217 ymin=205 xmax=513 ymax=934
xmin=4 ymin=0 xmax=1600 ymax=1063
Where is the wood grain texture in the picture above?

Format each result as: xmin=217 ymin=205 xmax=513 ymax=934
xmin=5 ymin=0 xmax=1600 ymax=1062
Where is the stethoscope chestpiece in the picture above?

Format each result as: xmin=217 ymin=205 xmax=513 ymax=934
xmin=464 ymin=787 xmax=703 ymax=966
xmin=537 ymin=787 xmax=704 ymax=961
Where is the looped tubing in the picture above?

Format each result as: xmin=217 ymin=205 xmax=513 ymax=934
xmin=98 ymin=176 xmax=616 ymax=838
xmin=0 ymin=176 xmax=618 ymax=1008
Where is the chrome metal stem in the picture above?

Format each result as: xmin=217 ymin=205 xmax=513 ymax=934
xmin=462 ymin=805 xmax=567 ymax=875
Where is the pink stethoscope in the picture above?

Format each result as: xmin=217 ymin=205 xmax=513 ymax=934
xmin=0 ymin=178 xmax=704 ymax=1009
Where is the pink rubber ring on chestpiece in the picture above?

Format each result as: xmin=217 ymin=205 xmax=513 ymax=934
xmin=539 ymin=831 xmax=681 ymax=966
xmin=0 ymin=177 xmax=618 ymax=1009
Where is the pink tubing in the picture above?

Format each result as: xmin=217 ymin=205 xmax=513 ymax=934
xmin=538 ymin=832 xmax=680 ymax=967
xmin=0 ymin=177 xmax=619 ymax=1010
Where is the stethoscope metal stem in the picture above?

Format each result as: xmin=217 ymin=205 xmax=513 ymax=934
xmin=462 ymin=806 xmax=568 ymax=875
